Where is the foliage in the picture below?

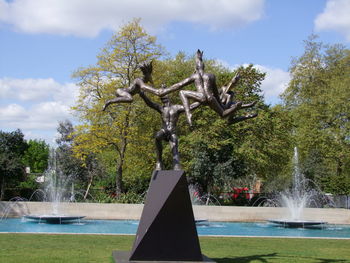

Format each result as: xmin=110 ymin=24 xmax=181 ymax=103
xmin=91 ymin=188 xmax=145 ymax=204
xmin=56 ymin=120 xmax=106 ymax=200
xmin=0 ymin=129 xmax=28 ymax=200
xmin=115 ymin=191 xmax=145 ymax=204
xmin=92 ymin=190 xmax=116 ymax=203
xmin=22 ymin=139 xmax=49 ymax=174
xmin=235 ymin=105 xmax=294 ymax=192
xmin=55 ymin=120 xmax=87 ymax=182
xmin=72 ymin=18 xmax=165 ymax=195
xmin=282 ymin=35 xmax=350 ymax=194
xmin=18 ymin=174 xmax=40 ymax=190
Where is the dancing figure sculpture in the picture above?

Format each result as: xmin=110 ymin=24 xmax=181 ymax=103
xmin=102 ymin=49 xmax=258 ymax=170
xmin=179 ymin=50 xmax=257 ymax=126
xmin=139 ymin=87 xmax=200 ymax=170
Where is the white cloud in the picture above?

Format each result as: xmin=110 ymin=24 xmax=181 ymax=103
xmin=0 ymin=103 xmax=27 ymax=121
xmin=315 ymin=0 xmax=350 ymax=41
xmin=0 ymin=0 xmax=265 ymax=37
xmin=0 ymin=101 xmax=71 ymax=130
xmin=253 ymin=65 xmax=290 ymax=104
xmin=0 ymin=77 xmax=78 ymax=144
xmin=0 ymin=77 xmax=78 ymax=105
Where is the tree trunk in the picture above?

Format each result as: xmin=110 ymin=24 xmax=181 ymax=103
xmin=84 ymin=174 xmax=94 ymax=200
xmin=115 ymin=123 xmax=128 ymax=196
xmin=336 ymin=158 xmax=343 ymax=176
xmin=116 ymin=162 xmax=123 ymax=195
xmin=0 ymin=176 xmax=5 ymax=201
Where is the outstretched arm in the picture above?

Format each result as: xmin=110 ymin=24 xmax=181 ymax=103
xmin=139 ymin=91 xmax=162 ymax=113
xmin=141 ymin=75 xmax=195 ymax=96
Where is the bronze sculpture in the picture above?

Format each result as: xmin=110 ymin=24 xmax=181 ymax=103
xmin=103 ymin=50 xmax=257 ymax=169
xmin=179 ymin=50 xmax=242 ymax=126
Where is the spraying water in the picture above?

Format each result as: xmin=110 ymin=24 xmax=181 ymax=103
xmin=265 ymin=147 xmax=330 ymax=227
xmin=279 ymin=147 xmax=308 ymax=220
xmin=43 ymin=149 xmax=74 ymax=215
xmin=23 ymin=148 xmax=84 ymax=223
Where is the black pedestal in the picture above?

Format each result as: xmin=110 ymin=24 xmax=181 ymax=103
xmin=112 ymin=251 xmax=216 ymax=263
xmin=113 ymin=170 xmax=214 ymax=262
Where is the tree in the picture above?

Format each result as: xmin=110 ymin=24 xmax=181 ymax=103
xmin=22 ymin=139 xmax=49 ymax=174
xmin=55 ymin=120 xmax=105 ymax=200
xmin=282 ymin=35 xmax=350 ymax=194
xmin=55 ymin=120 xmax=86 ymax=181
xmin=0 ymin=129 xmax=28 ymax=200
xmin=72 ymin=19 xmax=165 ymax=195
xmin=235 ymin=105 xmax=294 ymax=192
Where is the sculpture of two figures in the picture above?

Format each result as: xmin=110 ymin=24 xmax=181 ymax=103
xmin=103 ymin=50 xmax=257 ymax=170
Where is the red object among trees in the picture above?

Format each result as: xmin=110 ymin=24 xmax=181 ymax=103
xmin=232 ymin=187 xmax=250 ymax=199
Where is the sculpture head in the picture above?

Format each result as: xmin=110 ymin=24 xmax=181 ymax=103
xmin=161 ymin=96 xmax=170 ymax=105
xmin=195 ymin=49 xmax=204 ymax=74
xmin=160 ymin=84 xmax=170 ymax=105
xmin=139 ymin=61 xmax=153 ymax=83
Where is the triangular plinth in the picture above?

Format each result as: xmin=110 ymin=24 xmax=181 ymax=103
xmin=129 ymin=170 xmax=203 ymax=261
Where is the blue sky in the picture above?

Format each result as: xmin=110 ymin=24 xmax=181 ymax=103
xmin=1 ymin=0 xmax=350 ymax=145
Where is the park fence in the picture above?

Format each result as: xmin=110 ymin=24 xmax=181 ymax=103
xmin=332 ymin=195 xmax=350 ymax=209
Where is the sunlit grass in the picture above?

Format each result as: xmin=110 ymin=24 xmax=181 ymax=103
xmin=0 ymin=234 xmax=349 ymax=262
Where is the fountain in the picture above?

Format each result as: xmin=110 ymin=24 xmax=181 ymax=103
xmin=23 ymin=149 xmax=85 ymax=224
xmin=267 ymin=147 xmax=328 ymax=228
xmin=188 ymin=184 xmax=221 ymax=206
xmin=188 ymin=184 xmax=222 ymax=226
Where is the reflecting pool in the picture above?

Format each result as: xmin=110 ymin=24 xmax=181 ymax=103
xmin=0 ymin=218 xmax=349 ymax=239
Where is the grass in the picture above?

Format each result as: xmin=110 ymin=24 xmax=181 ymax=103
xmin=0 ymin=234 xmax=350 ymax=263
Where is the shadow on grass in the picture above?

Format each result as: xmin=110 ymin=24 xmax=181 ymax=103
xmin=214 ymin=253 xmax=277 ymax=263
xmin=214 ymin=253 xmax=348 ymax=263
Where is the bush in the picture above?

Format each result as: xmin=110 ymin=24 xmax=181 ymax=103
xmin=116 ymin=192 xmax=145 ymax=204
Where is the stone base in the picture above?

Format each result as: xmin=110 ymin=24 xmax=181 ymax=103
xmin=112 ymin=251 xmax=216 ymax=263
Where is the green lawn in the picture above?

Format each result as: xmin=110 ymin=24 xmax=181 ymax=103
xmin=1 ymin=234 xmax=349 ymax=263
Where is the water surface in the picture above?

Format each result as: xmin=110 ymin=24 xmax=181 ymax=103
xmin=1 ymin=218 xmax=349 ymax=239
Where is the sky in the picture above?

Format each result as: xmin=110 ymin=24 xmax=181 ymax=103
xmin=1 ymin=0 xmax=350 ymax=145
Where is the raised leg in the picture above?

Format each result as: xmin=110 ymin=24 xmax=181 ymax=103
xmin=102 ymin=89 xmax=133 ymax=111
xmin=179 ymin=90 xmax=205 ymax=126
xmin=241 ymin=101 xmax=257 ymax=109
xmin=222 ymin=101 xmax=242 ymax=117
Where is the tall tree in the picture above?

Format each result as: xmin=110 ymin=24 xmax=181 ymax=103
xmin=0 ymin=129 xmax=28 ymax=200
xmin=282 ymin=35 xmax=350 ymax=194
xmin=72 ymin=19 xmax=164 ymax=195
